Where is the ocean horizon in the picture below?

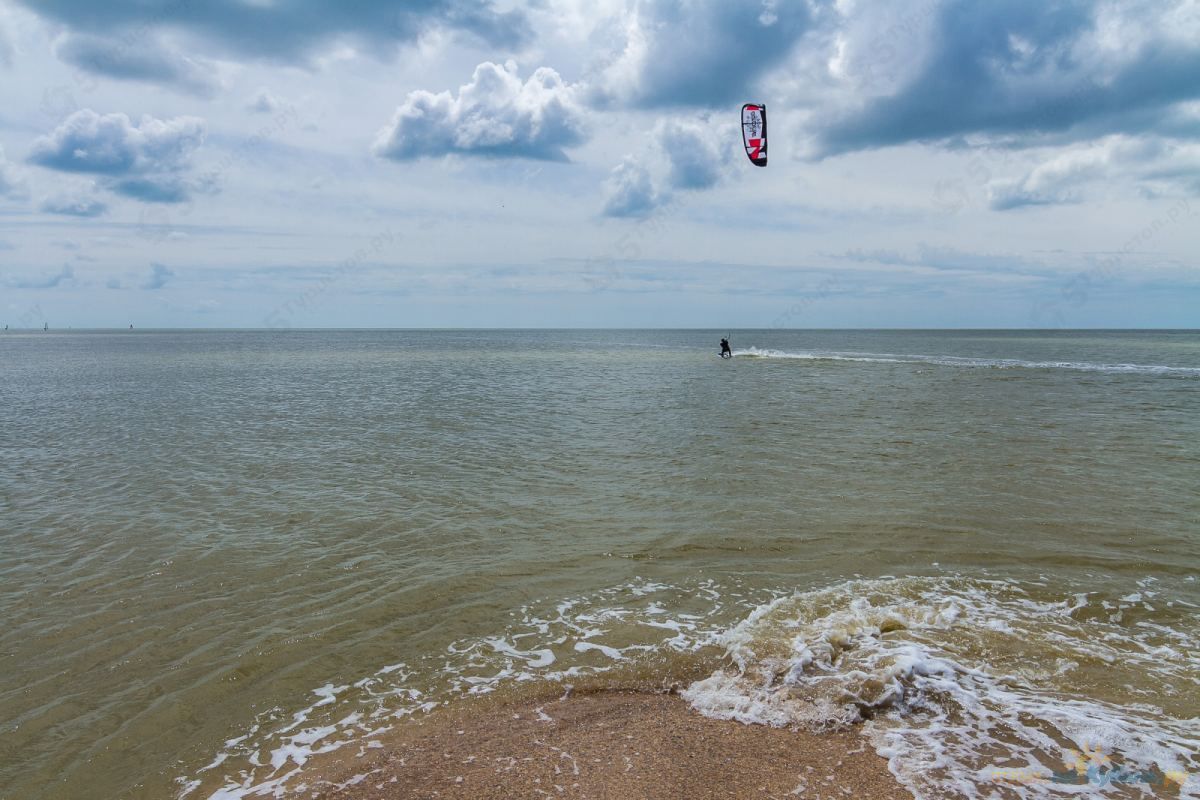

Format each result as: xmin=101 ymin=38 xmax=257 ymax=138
xmin=2 ymin=328 xmax=1197 ymax=799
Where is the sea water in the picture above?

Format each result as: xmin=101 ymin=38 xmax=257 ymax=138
xmin=1 ymin=329 xmax=1196 ymax=799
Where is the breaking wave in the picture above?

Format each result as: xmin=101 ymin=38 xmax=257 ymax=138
xmin=683 ymin=575 xmax=1200 ymax=798
xmin=180 ymin=574 xmax=1199 ymax=799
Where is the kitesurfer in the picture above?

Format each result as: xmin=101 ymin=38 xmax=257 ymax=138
xmin=720 ymin=338 xmax=732 ymax=359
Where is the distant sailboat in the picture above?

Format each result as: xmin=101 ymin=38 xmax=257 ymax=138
xmin=43 ymin=323 xmax=48 ymax=332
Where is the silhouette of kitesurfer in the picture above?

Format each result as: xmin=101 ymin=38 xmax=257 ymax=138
xmin=720 ymin=338 xmax=732 ymax=359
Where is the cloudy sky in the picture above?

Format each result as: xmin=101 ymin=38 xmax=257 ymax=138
xmin=0 ymin=0 xmax=1197 ymax=328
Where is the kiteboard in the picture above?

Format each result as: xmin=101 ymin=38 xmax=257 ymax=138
xmin=741 ymin=103 xmax=767 ymax=167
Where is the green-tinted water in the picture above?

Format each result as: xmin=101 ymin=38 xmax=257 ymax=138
xmin=2 ymin=330 xmax=1197 ymax=799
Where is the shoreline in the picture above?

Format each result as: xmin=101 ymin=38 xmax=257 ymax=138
xmin=306 ymin=690 xmax=911 ymax=800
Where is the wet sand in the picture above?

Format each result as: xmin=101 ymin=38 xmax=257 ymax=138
xmin=312 ymin=691 xmax=911 ymax=800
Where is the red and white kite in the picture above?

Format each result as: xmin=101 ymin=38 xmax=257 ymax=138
xmin=741 ymin=103 xmax=767 ymax=167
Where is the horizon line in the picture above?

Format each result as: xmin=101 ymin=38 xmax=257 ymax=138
xmin=5 ymin=327 xmax=1199 ymax=333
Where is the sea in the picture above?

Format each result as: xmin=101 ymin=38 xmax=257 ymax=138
xmin=1 ymin=329 xmax=1197 ymax=800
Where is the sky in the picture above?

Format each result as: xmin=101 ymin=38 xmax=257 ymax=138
xmin=0 ymin=0 xmax=1197 ymax=329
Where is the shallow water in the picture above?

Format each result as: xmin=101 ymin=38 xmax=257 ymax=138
xmin=1 ymin=330 xmax=1197 ymax=799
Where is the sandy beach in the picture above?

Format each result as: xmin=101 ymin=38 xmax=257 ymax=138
xmin=310 ymin=691 xmax=911 ymax=800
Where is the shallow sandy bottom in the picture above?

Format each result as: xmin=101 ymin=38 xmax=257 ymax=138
xmin=310 ymin=691 xmax=912 ymax=800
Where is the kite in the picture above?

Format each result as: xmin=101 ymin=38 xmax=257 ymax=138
xmin=741 ymin=103 xmax=767 ymax=167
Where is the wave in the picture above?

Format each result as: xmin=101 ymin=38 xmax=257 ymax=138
xmin=178 ymin=578 xmax=751 ymax=799
xmin=180 ymin=575 xmax=1200 ymax=799
xmin=733 ymin=347 xmax=1200 ymax=376
xmin=683 ymin=576 xmax=1200 ymax=799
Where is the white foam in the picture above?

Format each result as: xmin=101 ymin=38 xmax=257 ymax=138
xmin=574 ymin=641 xmax=625 ymax=660
xmin=182 ymin=575 xmax=1198 ymax=800
xmin=681 ymin=576 xmax=1200 ymax=799
xmin=183 ymin=577 xmax=744 ymax=799
xmin=484 ymin=638 xmax=557 ymax=668
xmin=732 ymin=347 xmax=1200 ymax=376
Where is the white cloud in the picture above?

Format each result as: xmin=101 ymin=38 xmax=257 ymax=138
xmin=805 ymin=0 xmax=1200 ymax=156
xmin=29 ymin=110 xmax=208 ymax=203
xmin=40 ymin=189 xmax=108 ymax=217
xmin=373 ymin=61 xmax=588 ymax=162
xmin=0 ymin=0 xmax=1196 ymax=327
xmin=660 ymin=118 xmax=728 ymax=190
xmin=0 ymin=20 xmax=13 ymax=67
xmin=246 ymin=88 xmax=285 ymax=114
xmin=989 ymin=148 xmax=1110 ymax=210
xmin=31 ymin=109 xmax=206 ymax=175
xmin=143 ymin=262 xmax=175 ymax=289
xmin=17 ymin=0 xmax=531 ymax=63
xmin=0 ymin=146 xmax=30 ymax=200
xmin=601 ymin=156 xmax=659 ymax=218
xmin=989 ymin=136 xmax=1200 ymax=209
xmin=601 ymin=116 xmax=733 ymax=217
xmin=587 ymin=0 xmax=814 ymax=108
xmin=6 ymin=264 xmax=75 ymax=289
